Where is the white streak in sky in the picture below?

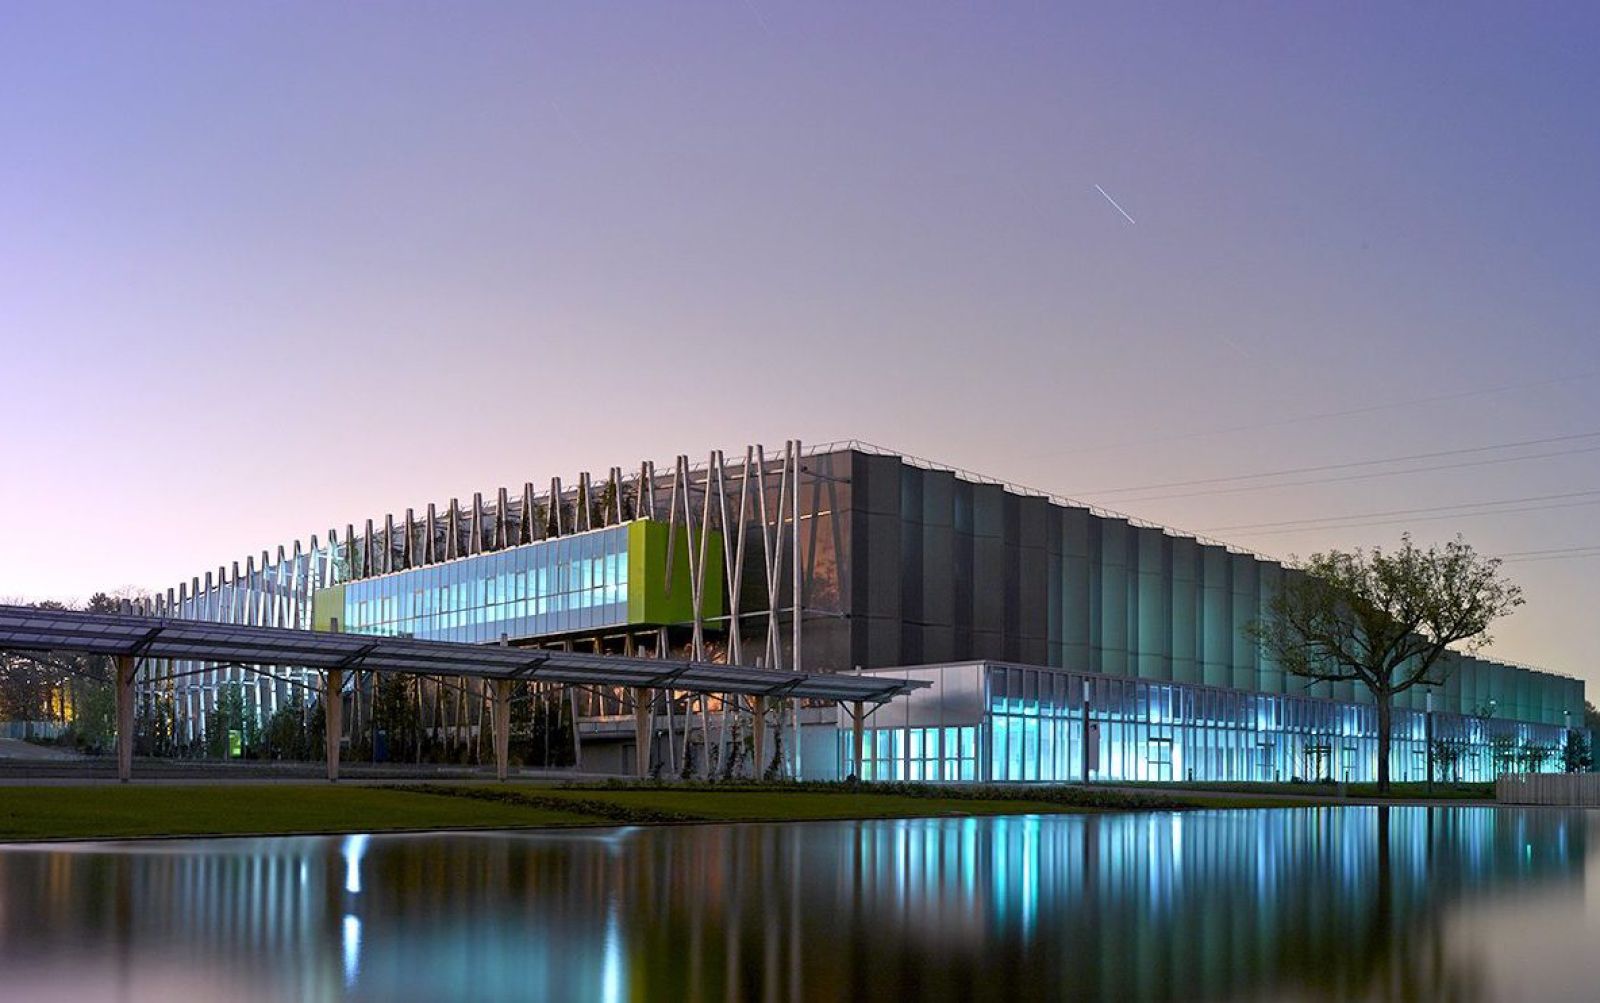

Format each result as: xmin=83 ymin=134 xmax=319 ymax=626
xmin=1094 ymin=184 xmax=1137 ymax=225
xmin=742 ymin=0 xmax=774 ymax=37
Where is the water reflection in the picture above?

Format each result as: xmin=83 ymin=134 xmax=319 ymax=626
xmin=0 ymin=808 xmax=1590 ymax=1002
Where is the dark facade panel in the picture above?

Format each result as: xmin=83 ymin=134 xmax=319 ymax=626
xmin=1198 ymin=543 xmax=1231 ymax=689
xmin=1169 ymin=536 xmax=1198 ymax=685
xmin=1135 ymin=526 xmax=1169 ymax=682
xmin=823 ymin=447 xmax=1580 ymax=729
xmin=1099 ymin=518 xmax=1130 ymax=678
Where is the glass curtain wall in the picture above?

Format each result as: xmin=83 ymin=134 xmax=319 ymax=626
xmin=844 ymin=726 xmax=981 ymax=782
xmin=843 ymin=664 xmax=1569 ymax=784
xmin=342 ymin=525 xmax=630 ymax=644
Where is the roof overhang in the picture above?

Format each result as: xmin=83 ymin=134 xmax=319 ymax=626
xmin=0 ymin=605 xmax=926 ymax=704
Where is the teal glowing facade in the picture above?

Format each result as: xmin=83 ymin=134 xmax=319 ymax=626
xmin=836 ymin=661 xmax=1576 ymax=784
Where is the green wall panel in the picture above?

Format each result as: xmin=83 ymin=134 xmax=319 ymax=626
xmin=626 ymin=519 xmax=725 ymax=626
xmin=311 ymin=583 xmax=346 ymax=632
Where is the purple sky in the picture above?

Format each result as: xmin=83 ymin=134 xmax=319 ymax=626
xmin=3 ymin=3 xmax=1597 ymax=685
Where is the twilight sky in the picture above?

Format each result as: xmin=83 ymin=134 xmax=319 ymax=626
xmin=2 ymin=3 xmax=1597 ymax=684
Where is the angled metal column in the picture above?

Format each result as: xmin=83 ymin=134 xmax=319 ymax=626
xmin=325 ymin=669 xmax=343 ymax=782
xmin=115 ymin=654 xmax=136 ymax=783
xmin=492 ymin=679 xmax=512 ymax=782
xmin=633 ymin=688 xmax=651 ymax=778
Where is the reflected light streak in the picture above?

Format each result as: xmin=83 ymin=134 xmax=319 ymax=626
xmin=342 ymin=913 xmax=362 ymax=986
xmin=343 ymin=834 xmax=370 ymax=895
xmin=602 ymin=896 xmax=624 ymax=1003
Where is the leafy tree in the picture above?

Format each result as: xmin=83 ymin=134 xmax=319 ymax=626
xmin=1489 ymin=733 xmax=1521 ymax=776
xmin=1562 ymin=730 xmax=1592 ymax=773
xmin=720 ymin=713 xmax=747 ymax=780
xmin=1248 ymin=534 xmax=1522 ymax=792
xmin=371 ymin=673 xmax=417 ymax=762
xmin=763 ymin=711 xmax=786 ymax=781
xmin=0 ymin=651 xmax=58 ymax=733
xmin=206 ymin=685 xmax=249 ymax=758
xmin=263 ymin=694 xmax=312 ymax=760
xmin=1429 ymin=738 xmax=1469 ymax=783
xmin=136 ymin=688 xmax=176 ymax=757
xmin=74 ymin=679 xmax=117 ymax=754
xmin=1 ymin=592 xmax=151 ymax=753
xmin=1519 ymin=741 xmax=1556 ymax=773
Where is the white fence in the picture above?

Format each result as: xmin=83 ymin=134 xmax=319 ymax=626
xmin=1496 ymin=773 xmax=1600 ymax=806
xmin=0 ymin=721 xmax=66 ymax=741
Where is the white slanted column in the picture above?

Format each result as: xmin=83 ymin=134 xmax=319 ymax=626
xmin=115 ymin=654 xmax=137 ymax=783
xmin=325 ymin=669 xmax=343 ymax=782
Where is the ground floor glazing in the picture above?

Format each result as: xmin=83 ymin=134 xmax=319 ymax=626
xmin=836 ymin=662 xmax=1573 ymax=784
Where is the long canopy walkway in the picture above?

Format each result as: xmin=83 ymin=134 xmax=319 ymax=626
xmin=0 ymin=603 xmax=924 ymax=782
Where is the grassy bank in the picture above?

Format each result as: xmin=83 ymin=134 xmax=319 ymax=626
xmin=0 ymin=785 xmax=597 ymax=841
xmin=1112 ymin=780 xmax=1494 ymax=800
xmin=0 ymin=780 xmax=1330 ymax=842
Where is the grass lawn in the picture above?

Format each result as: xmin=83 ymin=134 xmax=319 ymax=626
xmin=512 ymin=786 xmax=1086 ymax=821
xmin=0 ymin=779 xmax=1394 ymax=842
xmin=501 ymin=783 xmax=1327 ymax=817
xmin=0 ymin=785 xmax=596 ymax=842
xmin=1114 ymin=780 xmax=1494 ymax=800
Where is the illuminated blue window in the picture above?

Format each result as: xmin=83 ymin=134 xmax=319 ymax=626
xmin=341 ymin=525 xmax=631 ymax=644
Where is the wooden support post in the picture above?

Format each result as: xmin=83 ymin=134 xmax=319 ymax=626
xmin=752 ymin=698 xmax=767 ymax=779
xmin=568 ymin=686 xmax=584 ymax=773
xmin=325 ymin=668 xmax=343 ymax=782
xmin=851 ymin=700 xmax=865 ymax=781
xmin=633 ymin=687 xmax=651 ymax=778
xmin=492 ymin=678 xmax=512 ymax=782
xmin=115 ymin=654 xmax=136 ymax=783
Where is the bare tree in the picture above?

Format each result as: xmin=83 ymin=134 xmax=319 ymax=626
xmin=1248 ymin=534 xmax=1522 ymax=792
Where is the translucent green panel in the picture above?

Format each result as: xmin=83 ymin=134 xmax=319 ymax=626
xmin=625 ymin=519 xmax=725 ymax=626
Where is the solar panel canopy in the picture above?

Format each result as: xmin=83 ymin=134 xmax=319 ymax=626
xmin=0 ymin=605 xmax=925 ymax=703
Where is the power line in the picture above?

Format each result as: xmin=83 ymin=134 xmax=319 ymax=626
xmin=1495 ymin=545 xmax=1600 ymax=559
xmin=1500 ymin=550 xmax=1600 ymax=564
xmin=1046 ymin=369 xmax=1599 ymax=458
xmin=1219 ymin=497 xmax=1600 ymax=538
xmin=1492 ymin=543 xmax=1600 ymax=564
xmin=1097 ymin=442 xmax=1600 ymax=505
xmin=1202 ymin=489 xmax=1600 ymax=534
xmin=1079 ymin=430 xmax=1600 ymax=497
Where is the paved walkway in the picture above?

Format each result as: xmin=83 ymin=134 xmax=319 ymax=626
xmin=0 ymin=738 xmax=85 ymax=762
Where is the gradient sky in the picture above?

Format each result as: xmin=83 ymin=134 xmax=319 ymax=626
xmin=3 ymin=3 xmax=1598 ymax=685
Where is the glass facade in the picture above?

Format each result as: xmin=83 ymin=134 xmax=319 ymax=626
xmin=342 ymin=525 xmax=630 ymax=643
xmin=849 ymin=725 xmax=981 ymax=782
xmin=841 ymin=662 xmax=1572 ymax=784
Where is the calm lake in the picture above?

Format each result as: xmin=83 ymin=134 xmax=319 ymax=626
xmin=0 ymin=807 xmax=1595 ymax=1001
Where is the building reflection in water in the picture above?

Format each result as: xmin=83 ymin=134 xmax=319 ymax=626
xmin=0 ymin=807 xmax=1588 ymax=1002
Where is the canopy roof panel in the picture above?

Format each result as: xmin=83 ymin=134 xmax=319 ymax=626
xmin=0 ymin=605 xmax=925 ymax=703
